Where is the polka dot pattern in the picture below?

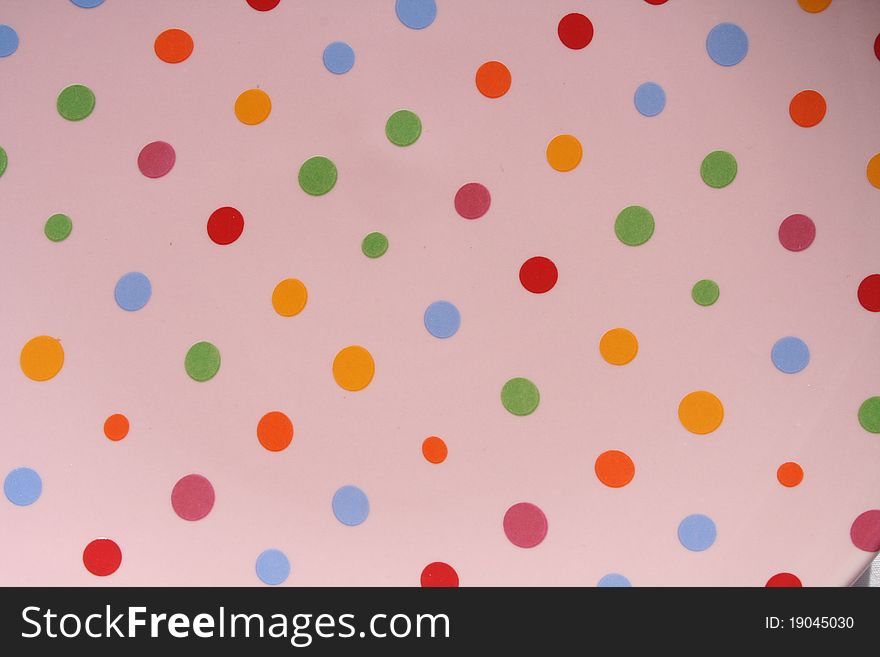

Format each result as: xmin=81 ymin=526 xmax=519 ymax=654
xmin=255 ymin=549 xmax=290 ymax=585
xmin=4 ymin=467 xmax=42 ymax=506
xmin=503 ymin=502 xmax=548 ymax=548
xmin=171 ymin=474 xmax=215 ymax=521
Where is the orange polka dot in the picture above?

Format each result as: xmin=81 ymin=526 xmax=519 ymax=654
xmin=777 ymin=461 xmax=804 ymax=487
xmin=797 ymin=0 xmax=832 ymax=13
xmin=599 ymin=328 xmax=638 ymax=365
xmin=422 ymin=436 xmax=448 ymax=464
xmin=257 ymin=411 xmax=293 ymax=452
xmin=235 ymin=89 xmax=272 ymax=125
xmin=103 ymin=414 xmax=129 ymax=442
xmin=867 ymin=153 xmax=880 ymax=190
xmin=789 ymin=89 xmax=826 ymax=127
xmin=546 ymin=134 xmax=582 ymax=172
xmin=20 ymin=335 xmax=64 ymax=381
xmin=678 ymin=391 xmax=724 ymax=434
xmin=594 ymin=450 xmax=635 ymax=488
xmin=475 ymin=61 xmax=511 ymax=99
xmin=154 ymin=28 xmax=194 ymax=64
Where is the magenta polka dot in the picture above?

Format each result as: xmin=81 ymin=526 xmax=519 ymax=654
xmin=138 ymin=140 xmax=176 ymax=178
xmin=454 ymin=182 xmax=491 ymax=220
xmin=503 ymin=502 xmax=548 ymax=548
xmin=850 ymin=509 xmax=880 ymax=552
xmin=171 ymin=474 xmax=215 ymax=521
xmin=778 ymin=214 xmax=815 ymax=252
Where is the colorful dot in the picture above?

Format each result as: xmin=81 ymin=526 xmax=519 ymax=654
xmin=546 ymin=134 xmax=582 ymax=172
xmin=677 ymin=514 xmax=717 ymax=551
xmin=114 ymin=272 xmax=152 ymax=311
xmin=691 ymin=279 xmax=720 ymax=306
xmin=599 ymin=328 xmax=639 ymax=366
xmin=424 ymin=300 xmax=461 ymax=339
xmin=20 ymin=335 xmax=64 ymax=382
xmin=71 ymin=0 xmax=105 ymax=7
xmin=154 ymin=28 xmax=194 ymax=64
xmin=503 ymin=502 xmax=548 ymax=548
xmin=255 ymin=549 xmax=290 ymax=585
xmin=776 ymin=462 xmax=804 ymax=488
xmin=235 ymin=88 xmax=272 ymax=125
xmin=323 ymin=41 xmax=355 ymax=74
xmin=361 ymin=232 xmax=389 ymax=258
xmin=594 ymin=450 xmax=635 ymax=488
xmin=857 ymin=274 xmax=880 ymax=311
xmin=706 ymin=22 xmax=748 ymax=66
xmin=207 ymin=206 xmax=245 ymax=245
xmin=557 ymin=13 xmax=593 ymax=50
xmin=454 ymin=182 xmax=491 ymax=219
xmin=789 ymin=90 xmax=826 ymax=127
xmin=420 ymin=562 xmax=459 ymax=587
xmin=771 ymin=336 xmax=810 ymax=374
xmin=82 ymin=538 xmax=122 ymax=577
xmin=332 ymin=345 xmax=375 ymax=391
xmin=137 ymin=141 xmax=176 ymax=178
xmin=778 ymin=214 xmax=815 ymax=251
xmin=700 ymin=150 xmax=737 ymax=188
xmin=475 ymin=61 xmax=511 ymax=98
xmin=103 ymin=413 xmax=130 ymax=442
xmin=797 ymin=0 xmax=832 ymax=12
xmin=385 ymin=109 xmax=422 ymax=146
xmin=422 ymin=436 xmax=448 ymax=464
xmin=332 ymin=485 xmax=370 ymax=526
xmin=4 ymin=467 xmax=42 ymax=506
xmin=850 ymin=510 xmax=880 ymax=551
xmin=272 ymin=278 xmax=308 ymax=317
xmin=597 ymin=573 xmax=632 ymax=587
xmin=171 ymin=474 xmax=215 ymax=521
xmin=56 ymin=84 xmax=95 ymax=121
xmin=44 ymin=213 xmax=73 ymax=242
xmin=298 ymin=156 xmax=338 ymax=195
xmin=501 ymin=377 xmax=540 ymax=416
xmin=766 ymin=572 xmax=802 ymax=587
xmin=0 ymin=146 xmax=6 ymax=177
xmin=184 ymin=341 xmax=221 ymax=382
xmin=247 ymin=0 xmax=281 ymax=10
xmin=395 ymin=0 xmax=437 ymax=30
xmin=614 ymin=205 xmax=654 ymax=246
xmin=867 ymin=153 xmax=880 ymax=189
xmin=257 ymin=411 xmax=294 ymax=452
xmin=634 ymin=82 xmax=666 ymax=117
xmin=875 ymin=33 xmax=880 ymax=62
xmin=678 ymin=391 xmax=724 ymax=435
xmin=519 ymin=256 xmax=558 ymax=294
xmin=0 ymin=24 xmax=19 ymax=57
xmin=857 ymin=396 xmax=880 ymax=433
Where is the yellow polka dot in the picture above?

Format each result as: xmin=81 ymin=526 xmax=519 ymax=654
xmin=234 ymin=89 xmax=272 ymax=125
xmin=546 ymin=134 xmax=582 ymax=172
xmin=599 ymin=328 xmax=638 ymax=365
xmin=678 ymin=391 xmax=724 ymax=435
xmin=332 ymin=345 xmax=375 ymax=392
xmin=797 ymin=0 xmax=832 ymax=13
xmin=272 ymin=278 xmax=308 ymax=317
xmin=20 ymin=335 xmax=64 ymax=381
xmin=867 ymin=153 xmax=880 ymax=190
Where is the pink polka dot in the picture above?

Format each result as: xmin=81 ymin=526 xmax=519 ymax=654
xmin=850 ymin=509 xmax=880 ymax=552
xmin=171 ymin=473 xmax=215 ymax=521
xmin=778 ymin=214 xmax=815 ymax=252
xmin=503 ymin=502 xmax=548 ymax=548
xmin=138 ymin=140 xmax=176 ymax=178
xmin=454 ymin=182 xmax=491 ymax=220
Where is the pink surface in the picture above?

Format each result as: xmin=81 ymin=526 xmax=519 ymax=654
xmin=1 ymin=0 xmax=880 ymax=586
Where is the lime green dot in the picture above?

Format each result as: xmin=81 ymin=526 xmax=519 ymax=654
xmin=691 ymin=279 xmax=720 ymax=306
xmin=185 ymin=341 xmax=221 ymax=382
xmin=700 ymin=150 xmax=737 ymax=188
xmin=614 ymin=205 xmax=654 ymax=246
xmin=44 ymin=214 xmax=73 ymax=242
xmin=501 ymin=377 xmax=540 ymax=416
xmin=57 ymin=84 xmax=96 ymax=121
xmin=298 ymin=156 xmax=337 ymax=196
xmin=385 ymin=109 xmax=422 ymax=147
xmin=858 ymin=397 xmax=880 ymax=433
xmin=361 ymin=232 xmax=388 ymax=258
xmin=0 ymin=146 xmax=7 ymax=177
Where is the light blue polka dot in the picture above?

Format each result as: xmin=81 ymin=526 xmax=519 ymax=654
xmin=255 ymin=549 xmax=290 ymax=585
xmin=706 ymin=23 xmax=748 ymax=67
xmin=70 ymin=0 xmax=105 ymax=8
xmin=598 ymin=573 xmax=632 ymax=587
xmin=4 ymin=467 xmax=42 ymax=506
xmin=0 ymin=25 xmax=19 ymax=58
xmin=634 ymin=82 xmax=666 ymax=117
xmin=395 ymin=0 xmax=437 ymax=30
xmin=114 ymin=272 xmax=152 ymax=311
xmin=424 ymin=300 xmax=461 ymax=339
xmin=771 ymin=336 xmax=810 ymax=374
xmin=332 ymin=485 xmax=370 ymax=526
xmin=678 ymin=514 xmax=717 ymax=552
xmin=323 ymin=41 xmax=355 ymax=75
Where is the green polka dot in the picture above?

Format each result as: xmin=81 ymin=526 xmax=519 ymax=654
xmin=44 ymin=214 xmax=73 ymax=242
xmin=501 ymin=377 xmax=540 ymax=416
xmin=691 ymin=279 xmax=720 ymax=306
xmin=0 ymin=146 xmax=7 ymax=177
xmin=614 ymin=205 xmax=654 ymax=246
xmin=185 ymin=341 xmax=221 ymax=382
xmin=700 ymin=150 xmax=737 ymax=188
xmin=385 ymin=109 xmax=421 ymax=147
xmin=57 ymin=84 xmax=96 ymax=121
xmin=361 ymin=232 xmax=388 ymax=258
xmin=858 ymin=397 xmax=880 ymax=433
xmin=298 ymin=156 xmax=337 ymax=196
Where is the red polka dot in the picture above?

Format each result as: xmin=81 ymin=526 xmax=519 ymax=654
xmin=519 ymin=256 xmax=558 ymax=294
xmin=850 ymin=509 xmax=880 ymax=551
xmin=420 ymin=562 xmax=459 ymax=587
xmin=503 ymin=502 xmax=548 ymax=548
xmin=766 ymin=572 xmax=802 ymax=587
xmin=778 ymin=214 xmax=815 ymax=252
xmin=557 ymin=13 xmax=594 ymax=50
xmin=82 ymin=538 xmax=122 ymax=576
xmin=137 ymin=141 xmax=176 ymax=179
xmin=875 ymin=33 xmax=880 ymax=62
xmin=171 ymin=474 xmax=215 ymax=521
xmin=857 ymin=274 xmax=880 ymax=312
xmin=645 ymin=0 xmax=669 ymax=4
xmin=247 ymin=0 xmax=280 ymax=10
xmin=207 ymin=206 xmax=245 ymax=245
xmin=454 ymin=183 xmax=491 ymax=220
